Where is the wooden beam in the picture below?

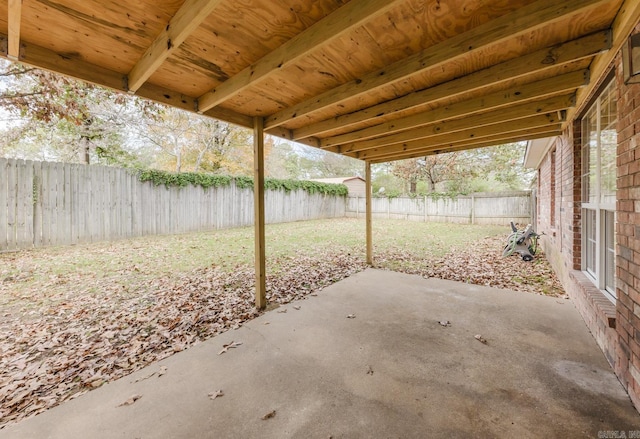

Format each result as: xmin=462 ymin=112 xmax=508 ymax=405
xmin=197 ymin=0 xmax=402 ymax=112
xmin=264 ymin=0 xmax=609 ymax=129
xmin=368 ymin=127 xmax=562 ymax=164
xmin=339 ymin=94 xmax=575 ymax=154
xmin=569 ymin=0 xmax=640 ymax=123
xmin=7 ymin=0 xmax=21 ymax=60
xmin=263 ymin=126 xmax=321 ymax=149
xmin=253 ymin=116 xmax=266 ymax=310
xmin=365 ymin=161 xmax=372 ymax=266
xmin=127 ymin=0 xmax=224 ymax=92
xmin=0 ymin=35 xmax=253 ymax=129
xmin=355 ymin=115 xmax=563 ymax=160
xmin=322 ymin=70 xmax=588 ymax=148
xmin=290 ymin=31 xmax=610 ymax=140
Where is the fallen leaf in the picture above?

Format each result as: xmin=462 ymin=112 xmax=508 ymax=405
xmin=438 ymin=320 xmax=450 ymax=327
xmin=117 ymin=394 xmax=142 ymax=407
xmin=474 ymin=334 xmax=488 ymax=344
xmin=158 ymin=366 xmax=168 ymax=377
xmin=346 ymin=314 xmax=356 ymax=319
xmin=218 ymin=341 xmax=243 ymax=355
xmin=277 ymin=309 xmax=287 ymax=314
xmin=366 ymin=366 xmax=374 ymax=375
xmin=208 ymin=390 xmax=224 ymax=400
xmin=293 ymin=306 xmax=301 ymax=310
xmin=261 ymin=410 xmax=276 ymax=420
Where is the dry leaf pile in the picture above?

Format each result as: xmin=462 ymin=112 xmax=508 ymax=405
xmin=0 ymin=234 xmax=562 ymax=428
xmin=374 ymin=235 xmax=564 ymax=297
xmin=0 ymin=251 xmax=365 ymax=428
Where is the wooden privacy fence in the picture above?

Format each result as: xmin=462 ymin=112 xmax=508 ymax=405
xmin=346 ymin=191 xmax=532 ymax=226
xmin=0 ymin=158 xmax=345 ymax=251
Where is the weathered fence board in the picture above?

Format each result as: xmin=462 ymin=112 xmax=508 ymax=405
xmin=346 ymin=191 xmax=531 ymax=226
xmin=1 ymin=158 xmax=531 ymax=251
xmin=0 ymin=158 xmax=348 ymax=251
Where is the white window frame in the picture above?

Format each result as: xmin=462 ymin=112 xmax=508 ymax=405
xmin=581 ymin=80 xmax=617 ymax=303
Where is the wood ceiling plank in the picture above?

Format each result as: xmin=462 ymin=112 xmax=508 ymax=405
xmin=1 ymin=35 xmax=253 ymax=128
xmin=367 ymin=127 xmax=562 ymax=163
xmin=335 ymin=94 xmax=575 ymax=154
xmin=321 ymin=69 xmax=588 ymax=148
xmin=264 ymin=0 xmax=609 ymax=130
xmin=127 ymin=0 xmax=225 ymax=92
xmin=196 ymin=0 xmax=403 ymax=112
xmin=354 ymin=114 xmax=563 ymax=160
xmin=7 ymin=0 xmax=20 ymax=60
xmin=290 ymin=30 xmax=611 ymax=140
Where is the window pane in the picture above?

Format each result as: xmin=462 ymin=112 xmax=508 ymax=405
xmin=585 ymin=209 xmax=596 ymax=275
xmin=589 ymin=132 xmax=597 ymax=204
xmin=604 ymin=211 xmax=615 ymax=293
xmin=601 ymin=128 xmax=617 ymax=204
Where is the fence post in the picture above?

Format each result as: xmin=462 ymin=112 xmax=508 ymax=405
xmin=471 ymin=194 xmax=475 ymax=225
xmin=424 ymin=195 xmax=427 ymax=223
xmin=356 ymin=195 xmax=359 ymax=218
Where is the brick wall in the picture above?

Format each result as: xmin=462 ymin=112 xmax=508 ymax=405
xmin=615 ymin=44 xmax=640 ymax=408
xmin=536 ymin=46 xmax=640 ymax=409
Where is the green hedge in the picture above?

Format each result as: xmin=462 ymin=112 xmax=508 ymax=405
xmin=137 ymin=169 xmax=348 ymax=196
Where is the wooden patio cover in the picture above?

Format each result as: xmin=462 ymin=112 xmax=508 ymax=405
xmin=1 ymin=0 xmax=639 ymax=308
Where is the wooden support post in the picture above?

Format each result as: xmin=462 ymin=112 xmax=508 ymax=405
xmin=253 ymin=117 xmax=266 ymax=310
xmin=365 ymin=161 xmax=373 ymax=266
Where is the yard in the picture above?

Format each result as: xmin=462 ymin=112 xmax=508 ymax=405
xmin=0 ymin=218 xmax=563 ymax=428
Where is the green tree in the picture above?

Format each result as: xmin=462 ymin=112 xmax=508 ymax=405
xmin=0 ymin=59 xmax=160 ymax=166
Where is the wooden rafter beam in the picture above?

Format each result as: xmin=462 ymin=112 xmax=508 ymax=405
xmin=354 ymin=114 xmax=563 ymax=160
xmin=7 ymin=0 xmax=21 ymax=60
xmin=291 ymin=31 xmax=610 ymax=141
xmin=367 ymin=126 xmax=562 ymax=164
xmin=335 ymin=94 xmax=575 ymax=154
xmin=264 ymin=0 xmax=609 ymax=130
xmin=569 ymin=0 xmax=640 ymax=123
xmin=127 ymin=0 xmax=224 ymax=93
xmin=264 ymin=126 xmax=321 ymax=149
xmin=322 ymin=70 xmax=588 ymax=148
xmin=0 ymin=35 xmax=253 ymax=129
xmin=197 ymin=0 xmax=402 ymax=112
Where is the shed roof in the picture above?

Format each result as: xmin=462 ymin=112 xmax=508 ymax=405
xmin=2 ymin=0 xmax=638 ymax=162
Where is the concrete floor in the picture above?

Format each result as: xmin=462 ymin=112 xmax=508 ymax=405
xmin=2 ymin=269 xmax=639 ymax=438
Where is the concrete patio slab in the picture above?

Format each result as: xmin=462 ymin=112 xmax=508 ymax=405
xmin=2 ymin=269 xmax=638 ymax=438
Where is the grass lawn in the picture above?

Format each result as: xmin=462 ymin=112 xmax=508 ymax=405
xmin=0 ymin=218 xmax=562 ymax=427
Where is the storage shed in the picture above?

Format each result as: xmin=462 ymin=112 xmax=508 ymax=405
xmin=310 ymin=177 xmax=366 ymax=197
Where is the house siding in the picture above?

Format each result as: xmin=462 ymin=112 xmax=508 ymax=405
xmin=536 ymin=39 xmax=640 ymax=409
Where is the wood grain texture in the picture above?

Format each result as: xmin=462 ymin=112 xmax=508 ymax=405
xmin=339 ymin=94 xmax=575 ymax=154
xmin=290 ymin=30 xmax=609 ymax=140
xmin=367 ymin=127 xmax=563 ymax=163
xmin=4 ymin=0 xmax=629 ymax=162
xmin=127 ymin=0 xmax=226 ymax=92
xmin=323 ymin=70 xmax=588 ymax=148
xmin=263 ymin=0 xmax=610 ymax=129
xmin=197 ymin=0 xmax=402 ymax=112
xmin=356 ymin=114 xmax=564 ymax=160
xmin=8 ymin=0 xmax=21 ymax=59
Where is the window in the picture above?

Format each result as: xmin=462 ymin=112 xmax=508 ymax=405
xmin=581 ymin=79 xmax=617 ymax=303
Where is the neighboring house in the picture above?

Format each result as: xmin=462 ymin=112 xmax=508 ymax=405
xmin=310 ymin=177 xmax=366 ymax=197
xmin=525 ymin=29 xmax=640 ymax=409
